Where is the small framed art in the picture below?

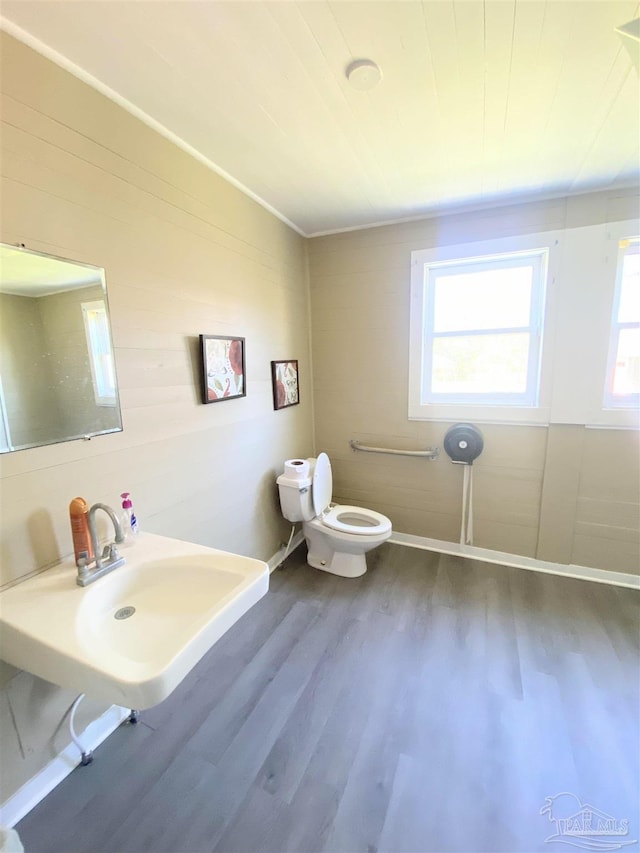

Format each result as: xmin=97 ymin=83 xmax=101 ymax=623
xmin=271 ymin=359 xmax=299 ymax=410
xmin=199 ymin=334 xmax=246 ymax=404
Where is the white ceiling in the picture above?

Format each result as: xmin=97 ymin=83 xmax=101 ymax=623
xmin=0 ymin=246 xmax=103 ymax=296
xmin=1 ymin=1 xmax=639 ymax=236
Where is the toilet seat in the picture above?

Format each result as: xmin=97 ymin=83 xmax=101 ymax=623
xmin=322 ymin=505 xmax=392 ymax=536
xmin=310 ymin=453 xmax=391 ymax=537
xmin=312 ymin=452 xmax=334 ymax=517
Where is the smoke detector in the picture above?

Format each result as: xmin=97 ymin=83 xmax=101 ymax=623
xmin=346 ymin=59 xmax=382 ymax=91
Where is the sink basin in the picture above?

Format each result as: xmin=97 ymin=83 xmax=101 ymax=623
xmin=0 ymin=532 xmax=269 ymax=708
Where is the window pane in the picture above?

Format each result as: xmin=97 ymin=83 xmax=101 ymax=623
xmin=433 ymin=266 xmax=533 ymax=332
xmin=618 ymin=252 xmax=640 ymax=323
xmin=612 ymin=327 xmax=640 ymax=396
xmin=432 ymin=333 xmax=530 ymax=395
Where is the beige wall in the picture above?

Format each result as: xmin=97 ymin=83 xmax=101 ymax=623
xmin=0 ymin=32 xmax=313 ymax=801
xmin=0 ymin=293 xmax=62 ymax=447
xmin=38 ymin=284 xmax=121 ymax=439
xmin=308 ymin=191 xmax=640 ymax=576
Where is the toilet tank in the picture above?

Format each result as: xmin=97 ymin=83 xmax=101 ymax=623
xmin=276 ymin=473 xmax=314 ymax=521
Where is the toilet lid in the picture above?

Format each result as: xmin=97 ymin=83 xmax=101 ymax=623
xmin=312 ymin=452 xmax=333 ymax=516
xmin=323 ymin=505 xmax=392 ymax=536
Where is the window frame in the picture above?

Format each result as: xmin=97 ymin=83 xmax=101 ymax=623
xmin=409 ymin=232 xmax=559 ymax=424
xmin=81 ymin=300 xmax=117 ymax=407
xmin=602 ymin=238 xmax=640 ymax=410
xmin=422 ymin=249 xmax=547 ymax=407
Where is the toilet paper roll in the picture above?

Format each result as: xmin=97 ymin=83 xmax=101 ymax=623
xmin=284 ymin=458 xmax=310 ymax=479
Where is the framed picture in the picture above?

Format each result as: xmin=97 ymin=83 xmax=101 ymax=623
xmin=199 ymin=335 xmax=246 ymax=404
xmin=271 ymin=360 xmax=299 ymax=410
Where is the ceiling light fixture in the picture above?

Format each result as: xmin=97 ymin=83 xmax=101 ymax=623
xmin=345 ymin=59 xmax=382 ymax=91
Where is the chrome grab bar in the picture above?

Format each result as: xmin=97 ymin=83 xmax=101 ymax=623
xmin=349 ymin=439 xmax=439 ymax=459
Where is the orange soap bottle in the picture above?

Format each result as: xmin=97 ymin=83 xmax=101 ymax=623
xmin=69 ymin=497 xmax=93 ymax=566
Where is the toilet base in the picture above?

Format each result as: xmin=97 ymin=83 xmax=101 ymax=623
xmin=305 ymin=538 xmax=368 ymax=578
xmin=302 ymin=514 xmax=391 ymax=579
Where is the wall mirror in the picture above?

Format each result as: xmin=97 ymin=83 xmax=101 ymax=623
xmin=0 ymin=243 xmax=122 ymax=453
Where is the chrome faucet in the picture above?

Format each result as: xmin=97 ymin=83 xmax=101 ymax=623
xmin=76 ymin=503 xmax=126 ymax=587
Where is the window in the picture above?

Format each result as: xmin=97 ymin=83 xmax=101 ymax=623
xmin=604 ymin=238 xmax=640 ymax=409
xmin=413 ymin=247 xmax=548 ymax=409
xmin=81 ymin=300 xmax=116 ymax=406
xmin=410 ymin=223 xmax=639 ymax=427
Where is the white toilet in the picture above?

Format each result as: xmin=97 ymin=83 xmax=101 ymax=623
xmin=277 ymin=452 xmax=392 ymax=578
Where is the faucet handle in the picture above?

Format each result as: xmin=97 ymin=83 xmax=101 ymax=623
xmin=76 ymin=551 xmax=90 ymax=570
xmin=76 ymin=554 xmax=91 ymax=583
xmin=103 ymin=543 xmax=120 ymax=562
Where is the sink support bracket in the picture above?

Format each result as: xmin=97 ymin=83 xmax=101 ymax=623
xmin=68 ymin=694 xmax=93 ymax=766
xmin=67 ymin=699 xmax=140 ymax=766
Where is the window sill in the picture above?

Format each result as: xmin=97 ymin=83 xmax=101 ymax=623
xmin=408 ymin=403 xmax=551 ymax=425
xmin=585 ymin=409 xmax=640 ymax=430
xmin=407 ymin=404 xmax=640 ymax=429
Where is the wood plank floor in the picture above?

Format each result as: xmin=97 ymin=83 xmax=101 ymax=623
xmin=17 ymin=544 xmax=640 ymax=853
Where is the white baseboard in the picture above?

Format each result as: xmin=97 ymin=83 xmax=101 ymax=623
xmin=389 ymin=532 xmax=640 ymax=590
xmin=268 ymin=528 xmax=639 ymax=589
xmin=0 ymin=704 xmax=130 ymax=828
xmin=267 ymin=531 xmax=305 ymax=573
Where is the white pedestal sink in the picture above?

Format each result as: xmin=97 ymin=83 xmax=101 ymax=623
xmin=0 ymin=533 xmax=269 ymax=709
